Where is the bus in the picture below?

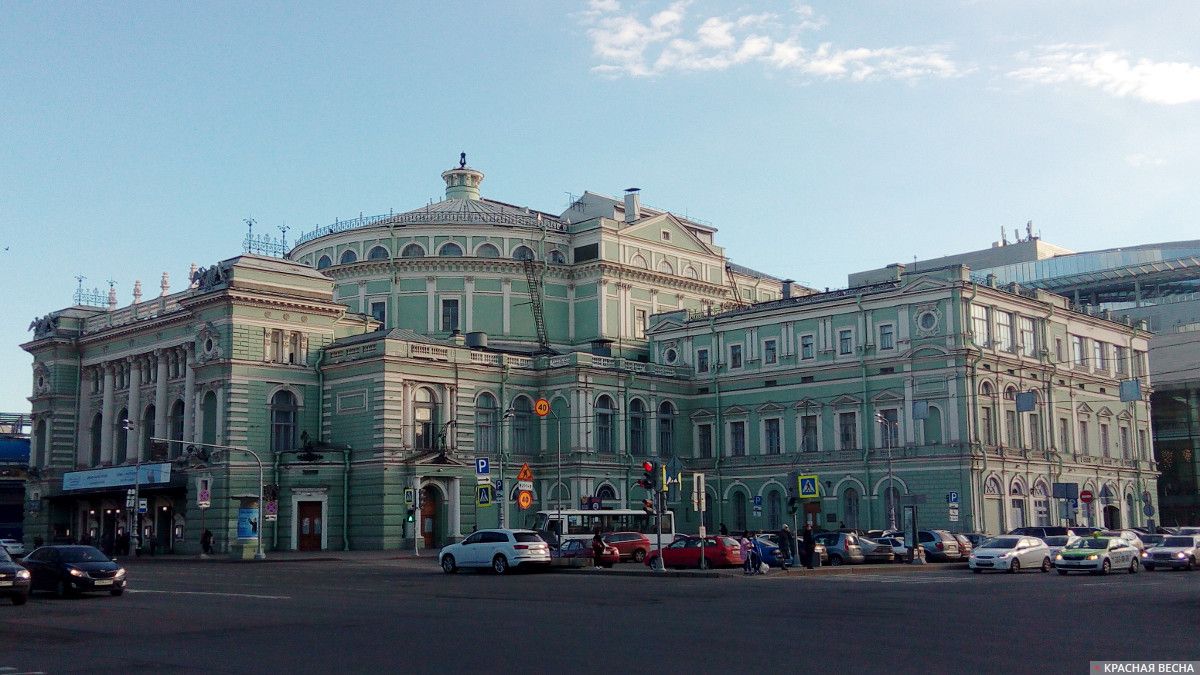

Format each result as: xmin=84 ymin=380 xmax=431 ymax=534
xmin=531 ymin=509 xmax=677 ymax=547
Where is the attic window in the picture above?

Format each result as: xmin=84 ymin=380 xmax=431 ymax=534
xmin=661 ymin=230 xmax=671 ymax=241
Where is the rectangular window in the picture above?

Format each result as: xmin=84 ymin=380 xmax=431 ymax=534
xmin=729 ymin=344 xmax=743 ymax=370
xmin=878 ymin=408 xmax=899 ymax=448
xmin=1078 ymin=420 xmax=1090 ymax=454
xmin=878 ymin=324 xmax=895 ymax=351
xmin=971 ymin=305 xmax=990 ymax=347
xmin=1019 ymin=316 xmax=1036 ymax=357
xmin=1138 ymin=429 xmax=1148 ymax=459
xmin=1133 ymin=350 xmax=1147 ymax=377
xmin=441 ymin=299 xmax=460 ymax=332
xmin=1029 ymin=413 xmax=1042 ymax=451
xmin=1005 ymin=410 xmax=1018 ymax=447
xmin=1093 ymin=341 xmax=1107 ymax=371
xmin=764 ymin=418 xmax=781 ymax=454
xmin=1055 ymin=338 xmax=1065 ymax=363
xmin=763 ymin=339 xmax=778 ymax=365
xmin=1120 ymin=426 xmax=1131 ymax=459
xmin=697 ymin=424 xmax=713 ymax=458
xmin=1071 ymin=335 xmax=1085 ymax=367
xmin=1115 ymin=346 xmax=1128 ymax=375
xmin=801 ymin=414 xmax=819 ymax=452
xmin=730 ymin=421 xmax=746 ymax=456
xmin=996 ymin=311 xmax=1013 ymax=351
xmin=370 ymin=301 xmax=387 ymax=324
xmin=634 ymin=309 xmax=647 ymax=339
xmin=1100 ymin=423 xmax=1110 ymax=457
xmin=1058 ymin=418 xmax=1070 ymax=453
xmin=696 ymin=348 xmax=710 ymax=373
xmin=838 ymin=412 xmax=857 ymax=450
xmin=982 ymin=407 xmax=995 ymax=445
xmin=838 ymin=329 xmax=853 ymax=355
xmin=800 ymin=335 xmax=814 ymax=360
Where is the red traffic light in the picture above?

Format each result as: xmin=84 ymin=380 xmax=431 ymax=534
xmin=642 ymin=461 xmax=655 ymax=473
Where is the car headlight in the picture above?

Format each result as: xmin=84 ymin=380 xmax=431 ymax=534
xmin=1176 ymin=552 xmax=1187 ymax=559
xmin=1085 ymin=554 xmax=1098 ymax=561
xmin=16 ymin=569 xmax=30 ymax=580
xmin=69 ymin=567 xmax=86 ymax=577
xmin=1141 ymin=551 xmax=1149 ymax=557
xmin=1055 ymin=554 xmax=1063 ymax=560
xmin=115 ymin=567 xmax=126 ymax=579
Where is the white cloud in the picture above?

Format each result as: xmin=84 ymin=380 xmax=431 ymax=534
xmin=1009 ymin=45 xmax=1200 ymax=105
xmin=580 ymin=1 xmax=963 ymax=82
xmin=1125 ymin=153 xmax=1165 ymax=168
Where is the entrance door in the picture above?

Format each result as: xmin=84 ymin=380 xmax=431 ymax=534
xmin=421 ymin=486 xmax=438 ymax=549
xmin=1103 ymin=505 xmax=1119 ymax=530
xmin=297 ymin=501 xmax=323 ymax=551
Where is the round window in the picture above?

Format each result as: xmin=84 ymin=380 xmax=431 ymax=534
xmin=664 ymin=348 xmax=677 ymax=364
xmin=205 ymin=338 xmax=214 ymax=352
xmin=918 ymin=312 xmax=937 ymax=330
xmin=37 ymin=376 xmax=45 ymax=388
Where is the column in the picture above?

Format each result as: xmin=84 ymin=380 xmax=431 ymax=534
xmin=154 ymin=350 xmax=168 ymax=447
xmin=127 ymin=358 xmax=143 ymax=461
xmin=183 ymin=345 xmax=196 ymax=443
xmin=617 ymin=283 xmax=628 ymax=339
xmin=426 ymin=277 xmax=437 ymax=332
xmin=598 ymin=281 xmax=608 ymax=337
xmin=449 ymin=477 xmax=462 ymax=538
xmin=567 ymin=284 xmax=576 ymax=341
xmin=648 ymin=395 xmax=659 ymax=456
xmin=216 ymin=384 xmax=227 ymax=446
xmin=401 ymin=381 xmax=414 ymax=449
xmin=464 ymin=277 xmax=475 ymax=332
xmin=903 ymin=378 xmax=915 ymax=445
xmin=100 ymin=363 xmax=115 ymax=464
xmin=77 ymin=368 xmax=93 ymax=465
xmin=501 ymin=279 xmax=512 ymax=334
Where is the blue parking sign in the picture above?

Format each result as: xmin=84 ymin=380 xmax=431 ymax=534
xmin=753 ymin=495 xmax=763 ymax=507
xmin=475 ymin=457 xmax=490 ymax=475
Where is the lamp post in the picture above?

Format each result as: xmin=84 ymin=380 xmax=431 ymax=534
xmin=875 ymin=412 xmax=899 ymax=530
xmin=163 ymin=438 xmax=266 ymax=560
xmin=501 ymin=407 xmax=515 ymax=529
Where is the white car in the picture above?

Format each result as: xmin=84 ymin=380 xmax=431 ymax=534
xmin=1041 ymin=535 xmax=1079 ymax=560
xmin=875 ymin=536 xmax=911 ymax=562
xmin=1055 ymin=536 xmax=1141 ymax=575
xmin=1100 ymin=530 xmax=1146 ymax=553
xmin=1142 ymin=535 xmax=1200 ymax=571
xmin=439 ymin=529 xmax=551 ymax=575
xmin=0 ymin=539 xmax=25 ymax=557
xmin=969 ymin=536 xmax=1052 ymax=573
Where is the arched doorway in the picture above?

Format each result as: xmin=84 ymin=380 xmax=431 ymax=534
xmin=1103 ymin=504 xmax=1120 ymax=529
xmin=420 ymin=484 xmax=443 ymax=549
xmin=842 ymin=487 xmax=861 ymax=530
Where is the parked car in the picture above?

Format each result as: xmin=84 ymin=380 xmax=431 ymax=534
xmin=551 ymin=538 xmax=619 ymax=568
xmin=968 ymin=536 xmax=1052 ymax=573
xmin=1055 ymin=536 xmax=1140 ymax=575
xmin=814 ymin=531 xmax=866 ymax=566
xmin=0 ymin=547 xmax=31 ymax=605
xmin=20 ymin=545 xmax=127 ymax=597
xmin=763 ymin=534 xmax=829 ymax=566
xmin=1139 ymin=533 xmax=1167 ymax=550
xmin=644 ymin=536 xmax=742 ymax=569
xmin=1176 ymin=527 xmax=1200 ymax=536
xmin=1099 ymin=530 xmax=1146 ymax=552
xmin=1042 ymin=535 xmax=1079 ymax=560
xmin=601 ymin=532 xmax=652 ymax=563
xmin=0 ymin=539 xmax=26 ymax=558
xmin=952 ymin=534 xmax=974 ymax=559
xmin=957 ymin=533 xmax=992 ymax=549
xmin=751 ymin=535 xmax=788 ymax=567
xmin=439 ymin=529 xmax=551 ymax=575
xmin=857 ymin=537 xmax=895 ymax=563
xmin=1142 ymin=535 xmax=1200 ymax=571
xmin=875 ymin=536 xmax=910 ymax=562
xmin=917 ymin=530 xmax=961 ymax=562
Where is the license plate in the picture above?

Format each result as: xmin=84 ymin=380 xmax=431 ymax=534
xmin=94 ymin=579 xmax=113 ymax=586
xmin=0 ymin=580 xmax=12 ymax=587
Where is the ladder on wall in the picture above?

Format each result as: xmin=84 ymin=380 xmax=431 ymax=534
xmin=523 ymin=258 xmax=551 ymax=353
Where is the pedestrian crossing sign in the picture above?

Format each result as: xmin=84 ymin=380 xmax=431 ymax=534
xmin=477 ymin=484 xmax=493 ymax=507
xmin=798 ymin=474 xmax=820 ymax=499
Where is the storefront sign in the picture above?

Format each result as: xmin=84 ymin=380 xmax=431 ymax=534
xmin=63 ymin=463 xmax=172 ymax=491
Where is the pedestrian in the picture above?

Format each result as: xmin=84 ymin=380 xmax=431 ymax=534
xmin=802 ymin=523 xmax=816 ymax=570
xmin=591 ymin=529 xmax=605 ymax=569
xmin=749 ymin=532 xmax=764 ymax=574
xmin=719 ymin=523 xmax=728 ymax=536
xmin=201 ymin=528 xmax=214 ymax=555
xmin=739 ymin=531 xmax=753 ymax=574
xmin=777 ymin=524 xmax=793 ymax=570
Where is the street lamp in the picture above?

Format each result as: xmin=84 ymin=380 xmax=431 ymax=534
xmin=501 ymin=407 xmax=515 ymax=529
xmin=163 ymin=438 xmax=266 ymax=560
xmin=875 ymin=412 xmax=899 ymax=530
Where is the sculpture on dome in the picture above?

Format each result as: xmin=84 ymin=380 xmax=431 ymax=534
xmin=27 ymin=314 xmax=58 ymax=338
xmin=459 ymin=152 xmax=466 ymax=168
xmin=191 ymin=263 xmax=228 ymax=292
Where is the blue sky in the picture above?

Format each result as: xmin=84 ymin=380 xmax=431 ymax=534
xmin=3 ymin=1 xmax=1199 ymax=412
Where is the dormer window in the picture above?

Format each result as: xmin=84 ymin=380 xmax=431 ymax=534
xmin=661 ymin=230 xmax=671 ymax=241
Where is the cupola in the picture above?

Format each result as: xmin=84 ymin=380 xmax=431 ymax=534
xmin=440 ymin=152 xmax=484 ymax=201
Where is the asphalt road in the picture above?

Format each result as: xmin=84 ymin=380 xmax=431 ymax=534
xmin=1 ymin=558 xmax=1197 ymax=674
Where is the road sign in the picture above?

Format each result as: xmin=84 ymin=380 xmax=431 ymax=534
xmin=1142 ymin=490 xmax=1152 ymax=503
xmin=797 ymin=474 xmax=820 ymax=499
xmin=753 ymin=506 xmax=763 ymax=517
xmin=404 ymin=487 xmax=415 ymax=505
xmin=753 ymin=495 xmax=763 ymax=507
xmin=1143 ymin=503 xmax=1155 ymax=517
xmin=517 ymin=463 xmax=534 ymax=482
xmin=947 ymin=491 xmax=959 ymax=504
xmin=516 ymin=491 xmax=533 ymax=510
xmin=265 ymin=500 xmax=278 ymax=522
xmin=534 ymin=398 xmax=551 ymax=417
xmin=477 ymin=484 xmax=493 ymax=507
xmin=517 ymin=480 xmax=534 ymax=492
xmin=138 ymin=498 xmax=147 ymax=514
xmin=1052 ymin=482 xmax=1078 ymax=500
xmin=475 ymin=457 xmax=490 ymax=475
xmin=1080 ymin=490 xmax=1094 ymax=504
xmin=692 ymin=473 xmax=706 ymax=512
xmin=494 ymin=479 xmax=503 ymax=493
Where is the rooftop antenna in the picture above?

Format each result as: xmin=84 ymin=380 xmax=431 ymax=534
xmin=1000 ymin=225 xmax=1007 ymax=246
xmin=1026 ymin=220 xmax=1034 ymax=240
xmin=277 ymin=223 xmax=290 ymax=250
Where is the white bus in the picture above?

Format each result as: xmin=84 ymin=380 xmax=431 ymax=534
xmin=531 ymin=509 xmax=677 ymax=547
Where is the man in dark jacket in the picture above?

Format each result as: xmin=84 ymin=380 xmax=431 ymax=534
xmin=802 ymin=524 xmax=816 ymax=569
xmin=777 ymin=524 xmax=794 ymax=569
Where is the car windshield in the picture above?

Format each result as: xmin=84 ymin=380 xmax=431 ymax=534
xmin=1141 ymin=535 xmax=1165 ymax=544
xmin=1043 ymin=536 xmax=1069 ymax=546
xmin=513 ymin=533 xmax=543 ymax=543
xmin=1066 ymin=538 xmax=1109 ymax=550
xmin=59 ymin=546 xmax=110 ymax=563
xmin=982 ymin=537 xmax=1020 ymax=549
xmin=1162 ymin=537 xmax=1195 ymax=547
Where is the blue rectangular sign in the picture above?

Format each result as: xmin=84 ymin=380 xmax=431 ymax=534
xmin=62 ymin=463 xmax=173 ymax=491
xmin=475 ymin=457 xmax=490 ymax=475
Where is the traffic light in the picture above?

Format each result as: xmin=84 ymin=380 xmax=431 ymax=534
xmin=788 ymin=496 xmax=799 ymax=515
xmin=406 ymin=507 xmax=415 ymax=523
xmin=642 ymin=498 xmax=656 ymax=515
xmin=638 ymin=461 xmax=658 ymax=491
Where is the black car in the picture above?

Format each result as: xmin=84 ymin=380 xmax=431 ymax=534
xmin=0 ymin=547 xmax=31 ymax=605
xmin=21 ymin=545 xmax=127 ymax=598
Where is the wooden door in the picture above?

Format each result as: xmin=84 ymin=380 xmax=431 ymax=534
xmin=421 ymin=487 xmax=438 ymax=549
xmin=297 ymin=501 xmax=322 ymax=551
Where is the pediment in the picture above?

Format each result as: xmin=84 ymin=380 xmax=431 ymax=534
xmin=901 ymin=277 xmax=949 ymax=294
xmin=830 ymin=395 xmax=861 ymax=407
xmin=1116 ymin=410 xmax=1133 ymax=421
xmin=793 ymin=398 xmax=821 ymax=410
xmin=411 ymin=451 xmax=472 ymax=467
xmin=724 ymin=405 xmax=749 ymax=417
xmin=871 ymin=391 xmax=903 ymax=404
xmin=1076 ymin=402 xmax=1094 ymax=415
xmin=619 ymin=213 xmax=714 ymax=255
xmin=756 ymin=402 xmax=786 ymax=414
xmin=1096 ymin=406 xmax=1114 ymax=418
xmin=690 ymin=409 xmax=715 ymax=420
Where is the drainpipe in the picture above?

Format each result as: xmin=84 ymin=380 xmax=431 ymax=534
xmin=965 ymin=282 xmax=988 ymax=533
xmin=710 ymin=314 xmax=724 ymax=529
xmin=856 ymin=294 xmax=873 ymax=529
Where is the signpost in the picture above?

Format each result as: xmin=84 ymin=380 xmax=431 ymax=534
xmin=477 ymin=484 xmax=494 ymax=507
xmin=752 ymin=494 xmax=763 ymax=518
xmin=693 ymin=473 xmax=707 ymax=569
xmin=517 ymin=463 xmax=534 ymax=511
xmin=1080 ymin=490 xmax=1094 ymax=504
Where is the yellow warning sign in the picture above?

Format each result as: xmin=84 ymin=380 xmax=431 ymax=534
xmin=517 ymin=463 xmax=534 ymax=482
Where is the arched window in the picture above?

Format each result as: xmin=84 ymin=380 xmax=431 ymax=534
xmin=169 ymin=400 xmax=185 ymax=455
xmin=842 ymin=487 xmax=861 ymax=529
xmin=115 ymin=407 xmax=129 ymax=463
xmin=629 ymin=399 xmax=646 ymax=455
xmin=439 ymin=242 xmax=463 ymax=257
xmin=33 ymin=419 xmax=46 ymax=467
xmin=684 ymin=266 xmax=699 ymax=280
xmin=90 ymin=413 xmax=102 ymax=466
xmin=658 ymin=401 xmax=675 ymax=457
xmin=271 ymin=390 xmax=298 ymax=453
xmin=368 ymin=245 xmax=389 ymax=260
xmin=475 ymin=393 xmax=498 ymax=453
xmin=1010 ymin=478 xmax=1026 ymax=496
xmin=985 ymin=476 xmax=1003 ymax=495
xmin=1004 ymin=386 xmax=1018 ymax=401
xmin=475 ymin=243 xmax=500 ymax=258
xmin=512 ymin=245 xmax=535 ymax=261
xmin=980 ymin=381 xmax=994 ymax=397
xmin=510 ymin=396 xmax=533 ymax=451
xmin=413 ymin=387 xmax=438 ymax=450
xmin=548 ymin=249 xmax=567 ymax=264
xmin=339 ymin=249 xmax=358 ymax=264
xmin=401 ymin=243 xmax=425 ymax=257
xmin=733 ymin=492 xmax=748 ymax=531
xmin=316 ymin=255 xmax=332 ymax=270
xmin=923 ymin=405 xmax=943 ymax=445
xmin=630 ymin=254 xmax=648 ymax=269
xmin=659 ymin=260 xmax=674 ymax=275
xmin=767 ymin=490 xmax=782 ymax=530
xmin=596 ymin=484 xmax=617 ymax=501
xmin=596 ymin=395 xmax=615 ymax=453
xmin=142 ymin=404 xmax=156 ymax=455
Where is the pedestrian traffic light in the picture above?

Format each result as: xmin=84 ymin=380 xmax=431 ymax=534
xmin=406 ymin=507 xmax=415 ymax=523
xmin=638 ymin=461 xmax=658 ymax=491
xmin=788 ymin=496 xmax=799 ymax=515
xmin=642 ymin=498 xmax=655 ymax=515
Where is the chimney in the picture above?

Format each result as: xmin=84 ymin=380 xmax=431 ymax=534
xmin=886 ymin=263 xmax=906 ymax=281
xmin=449 ymin=330 xmax=465 ymax=346
xmin=782 ymin=279 xmax=795 ymax=299
xmin=623 ymin=188 xmax=641 ymax=223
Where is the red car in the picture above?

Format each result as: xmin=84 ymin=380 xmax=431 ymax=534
xmin=602 ymin=532 xmax=653 ymax=563
xmin=644 ymin=536 xmax=743 ymax=569
xmin=552 ymin=539 xmax=620 ymax=568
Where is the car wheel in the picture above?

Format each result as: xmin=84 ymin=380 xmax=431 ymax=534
xmin=1129 ymin=558 xmax=1139 ymax=574
xmin=441 ymin=555 xmax=457 ymax=574
xmin=633 ymin=549 xmax=646 ymax=563
xmin=1188 ymin=557 xmax=1196 ymax=571
xmin=1009 ymin=559 xmax=1020 ymax=574
xmin=1041 ymin=558 xmax=1051 ymax=573
xmin=1057 ymin=569 xmax=1068 ymax=576
xmin=492 ymin=555 xmax=509 ymax=575
xmin=110 ymin=587 xmax=124 ymax=596
xmin=1101 ymin=559 xmax=1111 ymax=575
xmin=12 ymin=592 xmax=28 ymax=606
xmin=830 ymin=555 xmax=844 ymax=566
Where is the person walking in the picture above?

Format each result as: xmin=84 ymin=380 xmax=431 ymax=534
xmin=777 ymin=524 xmax=793 ymax=570
xmin=802 ymin=523 xmax=816 ymax=570
xmin=739 ymin=531 xmax=753 ymax=574
xmin=591 ymin=529 xmax=606 ymax=569
xmin=201 ymin=528 xmax=214 ymax=556
xmin=748 ymin=531 xmax=763 ymax=574
xmin=719 ymin=523 xmax=729 ymax=536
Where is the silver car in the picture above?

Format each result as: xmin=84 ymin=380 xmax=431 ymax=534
xmin=969 ymin=536 xmax=1052 ymax=573
xmin=814 ymin=532 xmax=865 ymax=565
xmin=1143 ymin=535 xmax=1200 ymax=571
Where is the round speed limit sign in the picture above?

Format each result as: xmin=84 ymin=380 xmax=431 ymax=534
xmin=534 ymin=398 xmax=550 ymax=417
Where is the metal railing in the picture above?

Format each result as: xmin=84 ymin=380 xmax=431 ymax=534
xmin=295 ymin=209 xmax=568 ymax=246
